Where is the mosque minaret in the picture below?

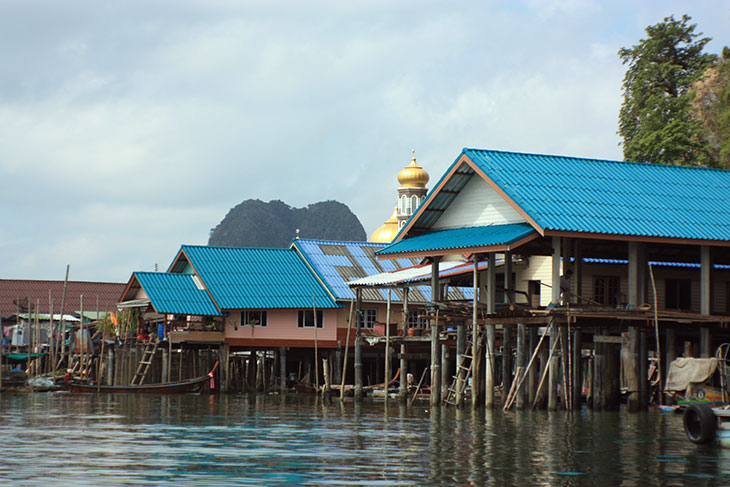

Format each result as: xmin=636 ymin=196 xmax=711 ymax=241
xmin=369 ymin=151 xmax=430 ymax=243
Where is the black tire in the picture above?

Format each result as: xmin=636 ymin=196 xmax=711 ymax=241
xmin=683 ymin=403 xmax=716 ymax=444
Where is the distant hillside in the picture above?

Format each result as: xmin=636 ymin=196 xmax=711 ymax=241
xmin=208 ymin=199 xmax=367 ymax=248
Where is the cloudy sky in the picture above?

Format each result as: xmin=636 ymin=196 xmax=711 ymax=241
xmin=2 ymin=1 xmax=729 ymax=283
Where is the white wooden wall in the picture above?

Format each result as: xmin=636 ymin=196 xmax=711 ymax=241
xmin=433 ymin=176 xmax=525 ymax=230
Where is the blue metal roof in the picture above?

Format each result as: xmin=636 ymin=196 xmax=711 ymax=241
xmin=133 ymin=272 xmax=221 ymax=316
xmin=291 ymin=238 xmax=474 ymax=303
xmin=175 ymin=245 xmax=339 ymax=310
xmin=462 ymin=148 xmax=730 ymax=241
xmin=379 ymin=223 xmax=536 ymax=256
xmin=291 ymin=239 xmax=429 ymax=301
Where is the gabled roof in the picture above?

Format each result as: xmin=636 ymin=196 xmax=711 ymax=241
xmin=291 ymin=238 xmax=472 ymax=303
xmin=168 ymin=245 xmax=339 ymax=310
xmin=396 ymin=148 xmax=730 ymax=247
xmin=123 ymin=272 xmax=222 ymax=316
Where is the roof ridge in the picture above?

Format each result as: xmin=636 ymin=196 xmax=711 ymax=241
xmin=295 ymin=238 xmax=384 ymax=246
xmin=182 ymin=244 xmax=294 ymax=252
xmin=463 ymin=147 xmax=730 ymax=174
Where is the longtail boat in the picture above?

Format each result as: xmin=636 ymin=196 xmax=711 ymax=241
xmin=69 ymin=362 xmax=218 ymax=394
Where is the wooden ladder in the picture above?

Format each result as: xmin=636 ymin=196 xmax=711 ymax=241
xmin=443 ymin=327 xmax=484 ymax=406
xmin=130 ymin=340 xmax=159 ymax=385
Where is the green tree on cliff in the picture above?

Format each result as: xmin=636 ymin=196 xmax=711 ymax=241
xmin=618 ymin=15 xmax=716 ymax=165
xmin=690 ymin=46 xmax=730 ymax=169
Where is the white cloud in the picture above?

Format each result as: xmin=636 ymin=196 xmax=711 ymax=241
xmin=1 ymin=0 xmax=729 ymax=280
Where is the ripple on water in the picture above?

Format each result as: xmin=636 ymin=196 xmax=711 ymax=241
xmin=0 ymin=393 xmax=728 ymax=486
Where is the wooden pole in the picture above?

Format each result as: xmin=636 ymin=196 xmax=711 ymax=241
xmin=339 ymin=299 xmax=355 ymax=401
xmin=57 ymin=265 xmax=70 ymax=371
xmin=532 ymin=332 xmax=561 ymax=410
xmin=0 ymin=309 xmax=3 ymax=390
xmin=384 ymin=288 xmax=391 ymax=405
xmin=48 ymin=291 xmax=54 ymax=375
xmin=471 ymin=255 xmax=480 ymax=408
xmin=485 ymin=253 xmax=496 ymax=408
xmin=400 ymin=288 xmax=409 ymax=403
xmin=354 ymin=289 xmax=363 ymax=401
xmin=312 ymin=293 xmax=319 ymax=390
xmin=648 ymin=263 xmax=662 ymax=402
xmin=504 ymin=321 xmax=552 ymax=411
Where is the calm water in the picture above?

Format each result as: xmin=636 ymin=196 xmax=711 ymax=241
xmin=0 ymin=392 xmax=728 ymax=486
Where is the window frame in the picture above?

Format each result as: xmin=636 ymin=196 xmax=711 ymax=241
xmin=241 ymin=310 xmax=267 ymax=327
xmin=297 ymin=310 xmax=324 ymax=328
xmin=594 ymin=276 xmax=620 ymax=306
xmin=361 ymin=308 xmax=377 ymax=329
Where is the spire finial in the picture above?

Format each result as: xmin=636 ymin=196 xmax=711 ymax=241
xmin=411 ymin=148 xmax=416 ymax=162
xmin=295 ymin=228 xmax=300 ymax=239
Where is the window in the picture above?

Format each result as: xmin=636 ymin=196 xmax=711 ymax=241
xmin=666 ymin=279 xmax=691 ymax=310
xmin=298 ymin=310 xmax=323 ymax=328
xmin=410 ymin=195 xmax=419 ymax=213
xmin=528 ymin=280 xmax=541 ymax=307
xmin=407 ymin=310 xmax=427 ymax=328
xmin=361 ymin=308 xmax=376 ymax=329
xmin=594 ymin=276 xmax=620 ymax=306
xmin=241 ymin=310 xmax=267 ymax=327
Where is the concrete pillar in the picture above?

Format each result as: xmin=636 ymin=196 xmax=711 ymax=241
xmin=572 ymin=327 xmax=581 ymax=410
xmin=701 ymin=246 xmax=712 ymax=357
xmin=628 ymin=241 xmax=646 ymax=306
xmin=701 ymin=327 xmax=712 ymax=358
xmin=515 ymin=323 xmax=526 ymax=409
xmin=161 ymin=346 xmax=169 ymax=384
xmin=280 ymin=347 xmax=287 ymax=393
xmin=502 ymin=325 xmax=512 ymax=401
xmin=574 ymin=240 xmax=583 ymax=304
xmin=430 ymin=320 xmax=441 ymax=406
xmin=527 ymin=327 xmax=537 ymax=406
xmin=107 ymin=345 xmax=115 ymax=386
xmin=626 ymin=327 xmax=640 ymax=411
xmin=505 ymin=251 xmax=514 ymax=305
xmin=640 ymin=329 xmax=648 ymax=409
xmin=399 ymin=343 xmax=408 ymax=402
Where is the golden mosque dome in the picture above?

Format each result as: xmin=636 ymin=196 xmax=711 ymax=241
xmin=397 ymin=156 xmax=430 ymax=188
xmin=368 ymin=207 xmax=399 ymax=243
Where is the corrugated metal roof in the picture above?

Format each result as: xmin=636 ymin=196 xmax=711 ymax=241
xmin=463 ymin=149 xmax=730 ymax=241
xmin=0 ymin=279 xmax=126 ymax=318
xmin=292 ymin=239 xmax=474 ymax=303
xmin=348 ymin=261 xmax=466 ymax=287
xmin=583 ymin=258 xmax=730 ymax=269
xmin=132 ymin=272 xmax=222 ymax=316
xmin=380 ymin=223 xmax=536 ymax=256
xmin=177 ymin=245 xmax=340 ymax=310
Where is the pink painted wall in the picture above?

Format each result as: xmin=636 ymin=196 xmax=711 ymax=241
xmin=224 ymin=309 xmax=338 ymax=342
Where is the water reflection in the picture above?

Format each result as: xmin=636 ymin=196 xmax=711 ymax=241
xmin=0 ymin=392 xmax=728 ymax=486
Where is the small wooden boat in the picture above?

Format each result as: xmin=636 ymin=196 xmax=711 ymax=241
xmin=69 ymin=362 xmax=218 ymax=394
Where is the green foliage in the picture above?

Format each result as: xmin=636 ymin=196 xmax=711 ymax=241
xmin=690 ymin=47 xmax=730 ymax=169
xmin=208 ymin=199 xmax=367 ymax=247
xmin=115 ymin=309 xmax=139 ymax=338
xmin=95 ymin=313 xmax=116 ymax=337
xmin=618 ymin=15 xmax=716 ymax=165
